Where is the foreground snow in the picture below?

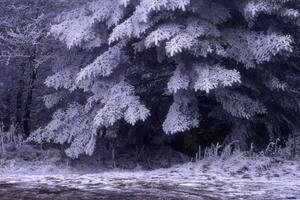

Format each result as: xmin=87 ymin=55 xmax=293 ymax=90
xmin=1 ymin=153 xmax=300 ymax=200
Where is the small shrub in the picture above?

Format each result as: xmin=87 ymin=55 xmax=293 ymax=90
xmin=279 ymin=135 xmax=300 ymax=159
xmin=0 ymin=123 xmax=23 ymax=155
xmin=194 ymin=136 xmax=300 ymax=162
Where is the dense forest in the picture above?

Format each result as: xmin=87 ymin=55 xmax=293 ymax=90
xmin=0 ymin=0 xmax=299 ymax=160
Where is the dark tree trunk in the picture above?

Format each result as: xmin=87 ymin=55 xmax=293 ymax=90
xmin=22 ymin=68 xmax=36 ymax=138
xmin=22 ymin=53 xmax=37 ymax=138
xmin=16 ymin=65 xmax=25 ymax=129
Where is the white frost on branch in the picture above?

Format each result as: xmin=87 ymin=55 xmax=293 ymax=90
xmin=163 ymin=91 xmax=200 ymax=134
xmin=192 ymin=63 xmax=241 ymax=93
xmin=94 ymin=81 xmax=150 ymax=127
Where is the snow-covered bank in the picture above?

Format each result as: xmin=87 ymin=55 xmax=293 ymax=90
xmin=0 ymin=144 xmax=75 ymax=175
xmin=1 ymin=141 xmax=300 ymax=199
xmin=0 ymin=144 xmax=190 ymax=175
xmin=1 ymin=152 xmax=300 ymax=200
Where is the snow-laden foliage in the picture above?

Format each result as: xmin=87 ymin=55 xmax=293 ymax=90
xmin=94 ymin=81 xmax=150 ymax=127
xmin=192 ymin=63 xmax=241 ymax=93
xmin=243 ymin=0 xmax=298 ymax=23
xmin=50 ymin=0 xmax=126 ymax=48
xmin=165 ymin=18 xmax=220 ymax=57
xmin=167 ymin=60 xmax=190 ymax=93
xmin=163 ymin=91 xmax=200 ymax=134
xmin=216 ymin=89 xmax=267 ymax=119
xmin=223 ymin=29 xmax=293 ymax=68
xmin=45 ymin=68 xmax=78 ymax=91
xmin=33 ymin=0 xmax=300 ymax=157
xmin=29 ymin=103 xmax=96 ymax=158
xmin=43 ymin=92 xmax=66 ymax=109
xmin=145 ymin=23 xmax=182 ymax=48
xmin=77 ymin=42 xmax=127 ymax=82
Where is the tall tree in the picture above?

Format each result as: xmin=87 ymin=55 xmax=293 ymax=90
xmin=0 ymin=0 xmax=65 ymax=136
xmin=30 ymin=0 xmax=300 ymax=158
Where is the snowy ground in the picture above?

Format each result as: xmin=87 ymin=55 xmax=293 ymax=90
xmin=1 ymin=153 xmax=300 ymax=200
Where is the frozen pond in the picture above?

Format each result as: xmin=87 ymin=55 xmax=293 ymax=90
xmin=1 ymin=167 xmax=300 ymax=200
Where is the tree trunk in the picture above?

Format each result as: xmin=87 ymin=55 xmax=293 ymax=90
xmin=16 ymin=65 xmax=25 ymax=129
xmin=22 ymin=58 xmax=37 ymax=138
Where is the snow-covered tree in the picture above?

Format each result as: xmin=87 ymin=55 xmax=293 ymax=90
xmin=0 ymin=0 xmax=64 ymax=136
xmin=31 ymin=0 xmax=300 ymax=157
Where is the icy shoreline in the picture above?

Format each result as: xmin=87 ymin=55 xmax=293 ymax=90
xmin=1 ymin=154 xmax=300 ymax=200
